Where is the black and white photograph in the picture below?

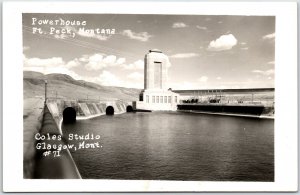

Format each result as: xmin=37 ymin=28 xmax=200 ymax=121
xmin=2 ymin=1 xmax=298 ymax=192
xmin=23 ymin=13 xmax=275 ymax=181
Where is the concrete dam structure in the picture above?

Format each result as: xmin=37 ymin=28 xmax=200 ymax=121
xmin=34 ymin=106 xmax=81 ymax=179
xmin=33 ymin=98 xmax=133 ymax=179
xmin=46 ymin=99 xmax=133 ymax=124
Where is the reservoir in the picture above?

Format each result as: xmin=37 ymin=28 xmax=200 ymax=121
xmin=62 ymin=112 xmax=274 ymax=181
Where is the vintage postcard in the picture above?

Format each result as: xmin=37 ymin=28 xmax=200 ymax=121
xmin=2 ymin=1 xmax=298 ymax=192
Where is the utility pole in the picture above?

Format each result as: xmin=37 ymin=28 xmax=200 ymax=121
xmin=44 ymin=80 xmax=47 ymax=104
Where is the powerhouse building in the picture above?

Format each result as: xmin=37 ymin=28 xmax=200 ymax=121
xmin=135 ymin=49 xmax=179 ymax=111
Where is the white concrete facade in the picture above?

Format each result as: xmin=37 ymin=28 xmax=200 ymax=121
xmin=144 ymin=49 xmax=169 ymax=90
xmin=136 ymin=49 xmax=180 ymax=111
xmin=136 ymin=89 xmax=179 ymax=111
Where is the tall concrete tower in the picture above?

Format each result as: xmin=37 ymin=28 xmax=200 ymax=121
xmin=144 ymin=49 xmax=169 ymax=90
xmin=134 ymin=49 xmax=179 ymax=111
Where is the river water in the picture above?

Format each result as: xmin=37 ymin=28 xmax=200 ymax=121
xmin=62 ymin=112 xmax=274 ymax=181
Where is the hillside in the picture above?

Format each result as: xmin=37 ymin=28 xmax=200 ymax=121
xmin=23 ymin=71 xmax=142 ymax=101
xmin=23 ymin=71 xmax=142 ymax=178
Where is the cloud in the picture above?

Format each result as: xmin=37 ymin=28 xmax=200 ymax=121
xmin=66 ymin=58 xmax=81 ymax=68
xmin=24 ymin=57 xmax=65 ymax=67
xmin=196 ymin=25 xmax=207 ymax=30
xmin=268 ymin=61 xmax=275 ymax=65
xmin=216 ymin=77 xmax=222 ymax=80
xmin=252 ymin=69 xmax=274 ymax=76
xmin=103 ymin=55 xmax=117 ymax=64
xmin=198 ymin=76 xmax=208 ymax=82
xmin=116 ymin=58 xmax=126 ymax=65
xmin=207 ymin=34 xmax=238 ymax=51
xmin=240 ymin=47 xmax=249 ymax=50
xmin=27 ymin=52 xmax=141 ymax=74
xmin=81 ymin=71 xmax=123 ymax=87
xmin=23 ymin=55 xmax=82 ymax=80
xmin=122 ymin=60 xmax=144 ymax=70
xmin=97 ymin=70 xmax=122 ymax=86
xmin=263 ymin=32 xmax=275 ymax=40
xmin=85 ymin=71 xmax=143 ymax=88
xmin=82 ymin=54 xmax=125 ymax=71
xmin=23 ymin=54 xmax=142 ymax=88
xmin=127 ymin=72 xmax=143 ymax=80
xmin=172 ymin=22 xmax=188 ymax=28
xmin=121 ymin=30 xmax=152 ymax=42
xmin=170 ymin=53 xmax=199 ymax=58
xmin=83 ymin=54 xmax=105 ymax=70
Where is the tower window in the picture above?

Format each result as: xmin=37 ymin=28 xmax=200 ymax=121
xmin=139 ymin=93 xmax=143 ymax=101
xmin=154 ymin=62 xmax=162 ymax=89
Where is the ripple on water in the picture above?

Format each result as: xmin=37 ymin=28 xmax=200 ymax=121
xmin=62 ymin=112 xmax=274 ymax=181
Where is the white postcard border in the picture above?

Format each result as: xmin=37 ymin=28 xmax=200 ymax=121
xmin=3 ymin=1 xmax=298 ymax=192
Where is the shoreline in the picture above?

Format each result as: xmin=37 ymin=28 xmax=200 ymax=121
xmin=178 ymin=110 xmax=274 ymax=119
xmin=74 ymin=109 xmax=274 ymax=120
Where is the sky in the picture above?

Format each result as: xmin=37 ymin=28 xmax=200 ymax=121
xmin=23 ymin=13 xmax=275 ymax=90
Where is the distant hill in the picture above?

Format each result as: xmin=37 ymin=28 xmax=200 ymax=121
xmin=23 ymin=71 xmax=142 ymax=101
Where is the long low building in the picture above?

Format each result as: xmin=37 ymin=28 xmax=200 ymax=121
xmin=174 ymin=88 xmax=275 ymax=106
xmin=173 ymin=88 xmax=274 ymax=95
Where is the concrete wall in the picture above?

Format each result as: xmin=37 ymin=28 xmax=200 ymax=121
xmin=46 ymin=99 xmax=132 ymax=126
xmin=35 ymin=105 xmax=81 ymax=179
xmin=77 ymin=101 xmax=130 ymax=117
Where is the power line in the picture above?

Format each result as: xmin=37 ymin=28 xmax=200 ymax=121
xmin=23 ymin=25 xmax=141 ymax=60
